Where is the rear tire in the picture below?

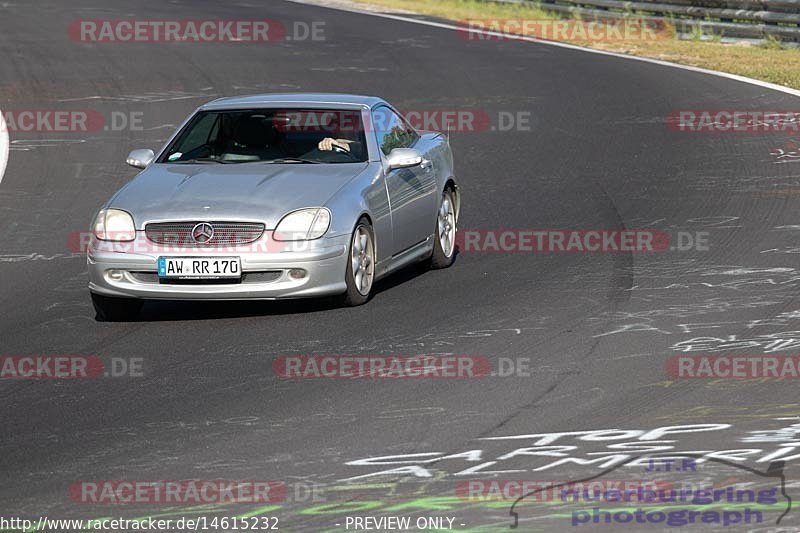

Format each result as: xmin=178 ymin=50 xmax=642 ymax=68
xmin=339 ymin=218 xmax=375 ymax=307
xmin=91 ymin=293 xmax=143 ymax=322
xmin=429 ymin=188 xmax=457 ymax=269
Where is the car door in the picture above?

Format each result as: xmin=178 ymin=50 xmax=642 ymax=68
xmin=371 ymin=105 xmax=438 ymax=256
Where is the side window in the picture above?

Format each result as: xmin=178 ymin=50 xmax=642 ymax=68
xmin=372 ymin=107 xmax=418 ymax=156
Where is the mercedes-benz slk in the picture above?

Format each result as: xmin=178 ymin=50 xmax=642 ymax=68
xmin=87 ymin=93 xmax=460 ymax=320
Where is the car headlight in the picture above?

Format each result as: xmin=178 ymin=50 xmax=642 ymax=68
xmin=273 ymin=208 xmax=331 ymax=241
xmin=93 ymin=208 xmax=136 ymax=242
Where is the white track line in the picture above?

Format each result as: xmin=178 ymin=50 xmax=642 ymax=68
xmin=0 ymin=109 xmax=7 ymax=185
xmin=288 ymin=0 xmax=800 ymax=100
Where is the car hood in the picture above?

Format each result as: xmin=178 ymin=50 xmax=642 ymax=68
xmin=109 ymin=162 xmax=369 ymax=229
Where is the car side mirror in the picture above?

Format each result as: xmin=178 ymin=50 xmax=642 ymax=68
xmin=386 ymin=148 xmax=423 ymax=170
xmin=126 ymin=149 xmax=155 ymax=169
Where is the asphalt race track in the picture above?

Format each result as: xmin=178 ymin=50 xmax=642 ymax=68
xmin=3 ymin=1 xmax=800 ymax=531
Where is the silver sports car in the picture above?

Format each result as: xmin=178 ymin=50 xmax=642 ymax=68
xmin=87 ymin=93 xmax=460 ymax=320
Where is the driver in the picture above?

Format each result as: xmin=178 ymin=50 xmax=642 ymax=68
xmin=318 ymin=137 xmax=355 ymax=152
xmin=317 ymin=112 xmax=363 ymax=155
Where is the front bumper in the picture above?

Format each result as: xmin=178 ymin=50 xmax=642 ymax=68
xmin=87 ymin=232 xmax=349 ymax=300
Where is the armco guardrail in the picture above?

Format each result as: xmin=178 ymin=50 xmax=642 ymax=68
xmin=491 ymin=0 xmax=800 ymax=42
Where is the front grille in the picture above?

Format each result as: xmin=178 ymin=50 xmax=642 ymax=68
xmin=160 ymin=278 xmax=242 ymax=285
xmin=243 ymin=271 xmax=283 ymax=284
xmin=129 ymin=270 xmax=283 ymax=285
xmin=145 ymin=221 xmax=265 ymax=246
xmin=129 ymin=272 xmax=159 ymax=283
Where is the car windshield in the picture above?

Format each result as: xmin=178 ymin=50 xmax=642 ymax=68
xmin=159 ymin=108 xmax=368 ymax=164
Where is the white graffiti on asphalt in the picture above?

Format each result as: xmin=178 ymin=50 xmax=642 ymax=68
xmin=340 ymin=423 xmax=800 ymax=481
xmin=670 ymin=331 xmax=800 ymax=353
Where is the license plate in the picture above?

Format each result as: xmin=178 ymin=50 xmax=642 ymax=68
xmin=157 ymin=257 xmax=241 ymax=279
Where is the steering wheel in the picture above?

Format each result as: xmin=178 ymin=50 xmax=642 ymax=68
xmin=330 ymin=142 xmax=361 ymax=161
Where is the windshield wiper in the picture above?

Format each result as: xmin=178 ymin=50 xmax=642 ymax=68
xmin=263 ymin=157 xmax=323 ymax=164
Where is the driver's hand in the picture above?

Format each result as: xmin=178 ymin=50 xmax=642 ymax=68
xmin=318 ymin=138 xmax=352 ymax=152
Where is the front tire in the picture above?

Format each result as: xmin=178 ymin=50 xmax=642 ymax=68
xmin=339 ymin=218 xmax=376 ymax=307
xmin=430 ymin=188 xmax=457 ymax=269
xmin=91 ymin=293 xmax=143 ymax=322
